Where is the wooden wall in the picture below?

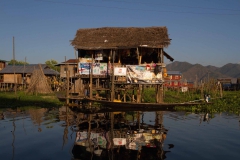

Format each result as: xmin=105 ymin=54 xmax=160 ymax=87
xmin=60 ymin=65 xmax=78 ymax=78
xmin=3 ymin=74 xmax=22 ymax=84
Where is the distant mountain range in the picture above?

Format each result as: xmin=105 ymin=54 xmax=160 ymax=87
xmin=166 ymin=61 xmax=240 ymax=82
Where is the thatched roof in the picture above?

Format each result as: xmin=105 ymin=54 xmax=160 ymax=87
xmin=0 ymin=64 xmax=59 ymax=75
xmin=71 ymin=27 xmax=171 ymax=50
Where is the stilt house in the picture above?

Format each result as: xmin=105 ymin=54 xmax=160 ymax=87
xmin=0 ymin=64 xmax=59 ymax=91
xmin=70 ymin=27 xmax=174 ymax=103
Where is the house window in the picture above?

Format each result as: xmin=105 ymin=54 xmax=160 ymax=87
xmin=174 ymin=81 xmax=178 ymax=86
xmin=64 ymin=67 xmax=68 ymax=74
xmin=74 ymin=67 xmax=78 ymax=73
xmin=175 ymin=75 xmax=179 ymax=79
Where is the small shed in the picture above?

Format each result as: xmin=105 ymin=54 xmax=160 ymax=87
xmin=55 ymin=59 xmax=78 ymax=79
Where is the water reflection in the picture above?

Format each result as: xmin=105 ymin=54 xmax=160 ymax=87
xmin=199 ymin=113 xmax=210 ymax=124
xmin=29 ymin=108 xmax=46 ymax=132
xmin=0 ymin=106 xmax=240 ymax=160
xmin=70 ymin=111 xmax=170 ymax=160
xmin=12 ymin=117 xmax=16 ymax=160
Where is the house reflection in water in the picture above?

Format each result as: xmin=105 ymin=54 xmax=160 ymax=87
xmin=71 ymin=111 xmax=170 ymax=160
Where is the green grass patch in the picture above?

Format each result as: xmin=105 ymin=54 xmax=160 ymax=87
xmin=0 ymin=91 xmax=64 ymax=108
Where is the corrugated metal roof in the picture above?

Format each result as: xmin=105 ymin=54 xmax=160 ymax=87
xmin=167 ymin=71 xmax=181 ymax=75
xmin=0 ymin=64 xmax=59 ymax=75
xmin=55 ymin=59 xmax=78 ymax=66
xmin=64 ymin=59 xmax=78 ymax=63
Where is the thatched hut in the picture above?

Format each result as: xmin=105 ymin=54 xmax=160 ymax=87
xmin=70 ymin=27 xmax=174 ymax=103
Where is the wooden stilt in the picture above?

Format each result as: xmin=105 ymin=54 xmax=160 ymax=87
xmin=111 ymin=50 xmax=115 ymax=101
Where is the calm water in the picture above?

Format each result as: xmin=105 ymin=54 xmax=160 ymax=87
xmin=0 ymin=106 xmax=239 ymax=160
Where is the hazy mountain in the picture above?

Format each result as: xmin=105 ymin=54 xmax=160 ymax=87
xmin=166 ymin=61 xmax=240 ymax=82
xmin=216 ymin=63 xmax=240 ymax=78
xmin=205 ymin=65 xmax=218 ymax=72
xmin=166 ymin=61 xmax=193 ymax=73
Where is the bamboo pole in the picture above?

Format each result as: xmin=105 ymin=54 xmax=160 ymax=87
xmin=137 ymin=47 xmax=141 ymax=65
xmin=23 ymin=57 xmax=26 ymax=91
xmin=87 ymin=114 xmax=92 ymax=152
xmin=110 ymin=112 xmax=114 ymax=149
xmin=111 ymin=50 xmax=115 ymax=101
xmin=13 ymin=37 xmax=16 ymax=95
xmin=219 ymin=82 xmax=223 ymax=98
xmin=137 ymin=85 xmax=141 ymax=103
xmin=65 ymin=56 xmax=69 ymax=105
xmin=157 ymin=48 xmax=164 ymax=103
xmin=90 ymin=52 xmax=93 ymax=99
xmin=74 ymin=49 xmax=77 ymax=93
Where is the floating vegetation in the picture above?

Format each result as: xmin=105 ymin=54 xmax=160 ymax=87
xmin=175 ymin=93 xmax=240 ymax=116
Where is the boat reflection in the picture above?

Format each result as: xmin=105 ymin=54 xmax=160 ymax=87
xmin=71 ymin=111 xmax=170 ymax=160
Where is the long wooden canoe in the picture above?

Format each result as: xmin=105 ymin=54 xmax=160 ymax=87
xmin=83 ymin=98 xmax=210 ymax=109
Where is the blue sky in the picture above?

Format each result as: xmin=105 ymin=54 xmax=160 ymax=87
xmin=1 ymin=0 xmax=240 ymax=67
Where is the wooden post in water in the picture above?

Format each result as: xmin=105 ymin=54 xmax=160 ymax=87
xmin=123 ymin=91 xmax=126 ymax=102
xmin=157 ymin=48 xmax=164 ymax=103
xmin=111 ymin=50 xmax=115 ymax=102
xmin=65 ymin=56 xmax=69 ymax=105
xmin=77 ymin=49 xmax=83 ymax=96
xmin=137 ymin=84 xmax=142 ymax=103
xmin=23 ymin=57 xmax=26 ymax=91
xmin=219 ymin=82 xmax=223 ymax=98
xmin=110 ymin=112 xmax=114 ymax=149
xmin=74 ymin=49 xmax=77 ymax=94
xmin=132 ymin=90 xmax=135 ymax=102
xmin=137 ymin=47 xmax=142 ymax=103
xmin=201 ymin=81 xmax=204 ymax=99
xmin=137 ymin=111 xmax=140 ymax=130
xmin=87 ymin=114 xmax=92 ymax=151
xmin=89 ymin=52 xmax=93 ymax=99
xmin=13 ymin=36 xmax=17 ymax=95
xmin=137 ymin=88 xmax=140 ymax=103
